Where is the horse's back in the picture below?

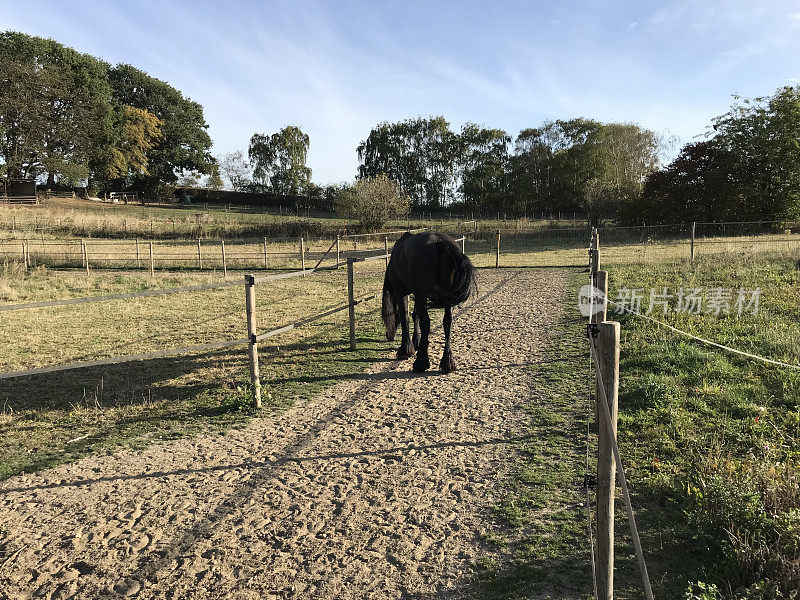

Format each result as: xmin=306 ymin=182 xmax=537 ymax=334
xmin=389 ymin=231 xmax=475 ymax=306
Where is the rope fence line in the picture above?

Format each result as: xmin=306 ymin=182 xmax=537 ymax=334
xmin=339 ymin=227 xmax=427 ymax=239
xmin=1 ymin=233 xmax=415 ymax=274
xmin=584 ymin=223 xmax=799 ymax=598
xmin=608 ymin=300 xmax=800 ymax=371
xmin=585 ymin=227 xmax=655 ymax=600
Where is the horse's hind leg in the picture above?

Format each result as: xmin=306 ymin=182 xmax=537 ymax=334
xmin=412 ymin=303 xmax=421 ymax=350
xmin=440 ymin=305 xmax=456 ymax=373
xmin=412 ymin=296 xmax=431 ymax=372
xmin=396 ymin=295 xmax=415 ymax=359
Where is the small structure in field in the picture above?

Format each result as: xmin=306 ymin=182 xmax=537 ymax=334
xmin=1 ymin=179 xmax=39 ymax=205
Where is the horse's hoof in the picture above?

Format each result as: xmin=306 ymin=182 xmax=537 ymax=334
xmin=396 ymin=349 xmax=415 ymax=359
xmin=440 ymin=357 xmax=457 ymax=373
xmin=412 ymin=356 xmax=430 ymax=372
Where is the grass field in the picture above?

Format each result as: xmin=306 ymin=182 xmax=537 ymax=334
xmin=607 ymin=254 xmax=800 ymax=597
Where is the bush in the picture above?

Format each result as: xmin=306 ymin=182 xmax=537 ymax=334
xmin=334 ymin=174 xmax=410 ymax=232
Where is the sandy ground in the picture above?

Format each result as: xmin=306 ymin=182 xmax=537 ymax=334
xmin=0 ymin=269 xmax=567 ymax=600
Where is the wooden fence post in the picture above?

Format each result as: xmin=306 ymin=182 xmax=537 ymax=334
xmin=592 ymin=270 xmax=609 ymax=324
xmin=245 ymin=274 xmax=262 ymax=408
xmin=22 ymin=241 xmax=28 ymax=270
xmin=461 ymin=236 xmax=466 ymax=254
xmin=384 ymin=235 xmax=389 ymax=268
xmin=300 ymin=237 xmax=306 ymax=274
xmin=336 ymin=234 xmax=340 ymax=267
xmin=591 ymin=229 xmax=600 ymax=274
xmin=136 ymin=238 xmax=141 ymax=269
xmin=495 ymin=229 xmax=500 ymax=268
xmin=263 ymin=237 xmax=268 ymax=270
xmin=690 ymin=221 xmax=696 ymax=262
xmin=595 ymin=320 xmax=620 ymax=600
xmin=149 ymin=242 xmax=154 ymax=276
xmin=82 ymin=240 xmax=90 ymax=275
xmin=221 ymin=240 xmax=227 ymax=277
xmin=347 ymin=258 xmax=356 ymax=350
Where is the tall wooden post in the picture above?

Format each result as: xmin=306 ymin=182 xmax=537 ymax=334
xmin=461 ymin=236 xmax=466 ymax=254
xmin=300 ymin=237 xmax=306 ymax=274
xmin=197 ymin=239 xmax=203 ymax=269
xmin=149 ymin=242 xmax=154 ymax=276
xmin=495 ymin=229 xmax=500 ymax=268
xmin=592 ymin=270 xmax=609 ymax=324
xmin=595 ymin=321 xmax=620 ymax=600
xmin=690 ymin=221 xmax=696 ymax=262
xmin=384 ymin=236 xmax=389 ymax=268
xmin=263 ymin=237 xmax=268 ymax=269
xmin=136 ymin=238 xmax=141 ymax=269
xmin=347 ymin=258 xmax=356 ymax=350
xmin=336 ymin=234 xmax=340 ymax=267
xmin=221 ymin=240 xmax=227 ymax=277
xmin=245 ymin=274 xmax=262 ymax=408
xmin=22 ymin=241 xmax=28 ymax=270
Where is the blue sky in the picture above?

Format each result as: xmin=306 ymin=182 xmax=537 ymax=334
xmin=3 ymin=0 xmax=800 ymax=184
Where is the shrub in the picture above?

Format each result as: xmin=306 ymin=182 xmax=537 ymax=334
xmin=334 ymin=174 xmax=410 ymax=232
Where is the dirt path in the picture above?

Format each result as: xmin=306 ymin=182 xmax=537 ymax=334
xmin=0 ymin=269 xmax=568 ymax=600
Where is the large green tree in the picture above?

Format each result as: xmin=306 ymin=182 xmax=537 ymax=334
xmin=0 ymin=31 xmax=115 ymax=185
xmin=633 ymin=86 xmax=800 ymax=224
xmin=108 ymin=64 xmax=213 ymax=195
xmin=508 ymin=119 xmax=663 ymax=220
xmin=248 ymin=125 xmax=312 ymax=195
xmin=458 ymin=123 xmax=510 ymax=212
xmin=104 ymin=105 xmax=163 ymax=181
xmin=711 ymin=87 xmax=800 ymax=220
xmin=634 ymin=141 xmax=741 ymax=224
xmin=357 ymin=116 xmax=459 ymax=208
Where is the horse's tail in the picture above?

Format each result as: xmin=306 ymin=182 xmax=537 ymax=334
xmin=431 ymin=240 xmax=477 ymax=308
xmin=382 ymin=271 xmax=398 ymax=341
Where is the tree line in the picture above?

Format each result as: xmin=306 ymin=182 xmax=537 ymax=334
xmin=0 ymin=31 xmax=214 ymax=197
xmin=356 ymin=116 xmax=667 ymax=221
xmin=3 ymin=31 xmax=798 ymax=224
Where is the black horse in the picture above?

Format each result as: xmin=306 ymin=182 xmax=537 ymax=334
xmin=381 ymin=231 xmax=477 ymax=373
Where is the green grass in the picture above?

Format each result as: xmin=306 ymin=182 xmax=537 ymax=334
xmin=478 ymin=255 xmax=800 ymax=599
xmin=608 ymin=254 xmax=800 ymax=597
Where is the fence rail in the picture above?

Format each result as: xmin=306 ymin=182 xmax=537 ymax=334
xmin=0 ymin=252 xmax=391 ymax=385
